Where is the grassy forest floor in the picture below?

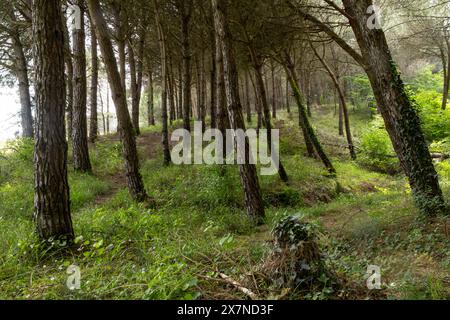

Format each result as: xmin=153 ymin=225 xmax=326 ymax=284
xmin=0 ymin=106 xmax=449 ymax=300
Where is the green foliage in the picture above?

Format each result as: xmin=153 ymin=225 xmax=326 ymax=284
xmin=414 ymin=90 xmax=450 ymax=141
xmin=358 ymin=116 xmax=400 ymax=174
xmin=1 ymin=110 xmax=449 ymax=300
xmin=408 ymin=65 xmax=443 ymax=93
xmin=345 ymin=74 xmax=373 ymax=107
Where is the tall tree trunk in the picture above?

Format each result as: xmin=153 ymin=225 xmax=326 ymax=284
xmin=155 ymin=0 xmax=172 ymax=165
xmin=249 ymin=71 xmax=263 ymax=131
xmin=129 ymin=41 xmax=140 ymax=135
xmin=244 ymin=70 xmax=252 ymax=123
xmin=285 ymin=75 xmax=291 ymax=114
xmin=271 ymin=61 xmax=277 ymax=119
xmin=33 ymin=0 xmax=74 ymax=242
xmin=442 ymin=45 xmax=450 ymax=110
xmin=63 ymin=14 xmax=74 ymax=140
xmin=88 ymin=0 xmax=149 ymax=202
xmin=212 ymin=0 xmax=265 ymax=223
xmin=89 ymin=15 xmax=98 ymax=143
xmin=72 ymin=0 xmax=92 ymax=173
xmin=113 ymin=3 xmax=127 ymax=100
xmin=312 ymin=44 xmax=356 ymax=160
xmin=177 ymin=62 xmax=183 ymax=120
xmin=249 ymin=49 xmax=289 ymax=182
xmin=180 ymin=0 xmax=193 ymax=131
xmin=342 ymin=0 xmax=446 ymax=216
xmin=210 ymin=7 xmax=217 ymax=129
xmin=283 ymin=52 xmax=335 ymax=174
xmin=11 ymin=33 xmax=34 ymax=138
xmin=106 ymin=81 xmax=110 ymax=134
xmin=168 ymin=57 xmax=176 ymax=123
xmin=216 ymin=37 xmax=228 ymax=148
xmin=201 ymin=49 xmax=207 ymax=131
xmin=147 ymin=69 xmax=155 ymax=126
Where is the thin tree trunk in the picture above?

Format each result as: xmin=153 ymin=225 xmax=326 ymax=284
xmin=442 ymin=45 xmax=450 ymax=110
xmin=177 ymin=62 xmax=183 ymax=120
xmin=283 ymin=52 xmax=335 ymax=174
xmin=89 ymin=14 xmax=98 ymax=143
xmin=72 ymin=0 xmax=92 ymax=173
xmin=210 ymin=6 xmax=217 ymax=129
xmin=249 ymin=48 xmax=289 ymax=182
xmin=245 ymin=70 xmax=252 ymax=123
xmin=88 ymin=0 xmax=149 ymax=202
xmin=249 ymin=71 xmax=263 ymax=131
xmin=180 ymin=0 xmax=193 ymax=131
xmin=155 ymin=0 xmax=172 ymax=165
xmin=129 ymin=41 xmax=140 ymax=135
xmin=168 ymin=57 xmax=176 ymax=123
xmin=63 ymin=14 xmax=74 ymax=140
xmin=147 ymin=69 xmax=155 ymax=126
xmin=271 ymin=62 xmax=277 ymax=119
xmin=106 ymin=81 xmax=110 ymax=134
xmin=213 ymin=0 xmax=265 ymax=223
xmin=33 ymin=0 xmax=74 ymax=242
xmin=312 ymin=44 xmax=356 ymax=160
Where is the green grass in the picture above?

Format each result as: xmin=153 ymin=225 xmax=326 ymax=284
xmin=0 ymin=107 xmax=448 ymax=300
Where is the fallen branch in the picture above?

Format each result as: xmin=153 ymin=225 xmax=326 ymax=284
xmin=219 ymin=273 xmax=259 ymax=300
xmin=431 ymin=153 xmax=450 ymax=160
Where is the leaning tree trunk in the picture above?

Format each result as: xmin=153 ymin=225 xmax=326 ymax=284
xmin=89 ymin=14 xmax=98 ymax=143
xmin=249 ymin=49 xmax=289 ymax=182
xmin=212 ymin=0 xmax=265 ymax=223
xmin=88 ymin=0 xmax=149 ymax=202
xmin=283 ymin=52 xmax=336 ymax=174
xmin=33 ymin=0 xmax=74 ymax=242
xmin=72 ymin=0 xmax=92 ymax=173
xmin=311 ymin=45 xmax=356 ymax=160
xmin=343 ymin=0 xmax=446 ymax=216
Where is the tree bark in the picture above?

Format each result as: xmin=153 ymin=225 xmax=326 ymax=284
xmin=342 ymin=0 xmax=446 ymax=216
xmin=442 ymin=45 xmax=450 ymax=110
xmin=33 ymin=0 xmax=74 ymax=242
xmin=155 ymin=0 xmax=172 ymax=165
xmin=147 ymin=69 xmax=155 ymax=126
xmin=72 ymin=0 xmax=92 ymax=173
xmin=63 ymin=14 xmax=74 ymax=140
xmin=212 ymin=0 xmax=265 ymax=223
xmin=311 ymin=44 xmax=356 ymax=160
xmin=210 ymin=7 xmax=218 ymax=129
xmin=88 ymin=0 xmax=149 ymax=202
xmin=244 ymin=70 xmax=252 ymax=124
xmin=248 ymin=48 xmax=289 ymax=182
xmin=179 ymin=0 xmax=193 ymax=131
xmin=89 ymin=14 xmax=98 ymax=143
xmin=11 ymin=32 xmax=34 ymax=138
xmin=283 ymin=52 xmax=336 ymax=174
xmin=128 ymin=40 xmax=141 ymax=135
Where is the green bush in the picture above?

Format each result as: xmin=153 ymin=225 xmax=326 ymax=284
xmin=414 ymin=90 xmax=450 ymax=141
xmin=358 ymin=117 xmax=400 ymax=174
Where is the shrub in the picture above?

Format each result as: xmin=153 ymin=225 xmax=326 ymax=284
xmin=414 ymin=90 xmax=450 ymax=142
xmin=358 ymin=116 xmax=400 ymax=174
